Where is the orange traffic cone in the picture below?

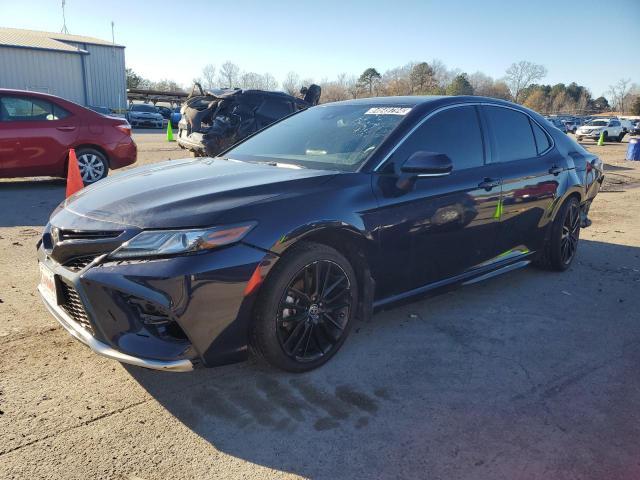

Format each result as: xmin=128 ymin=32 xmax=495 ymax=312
xmin=66 ymin=148 xmax=85 ymax=198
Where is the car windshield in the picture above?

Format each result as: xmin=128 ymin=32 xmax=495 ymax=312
xmin=224 ymin=104 xmax=409 ymax=171
xmin=588 ymin=120 xmax=607 ymax=126
xmin=131 ymin=104 xmax=157 ymax=113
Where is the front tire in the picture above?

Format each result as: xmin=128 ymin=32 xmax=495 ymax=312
xmin=536 ymin=197 xmax=581 ymax=271
xmin=75 ymin=148 xmax=109 ymax=184
xmin=251 ymin=242 xmax=358 ymax=372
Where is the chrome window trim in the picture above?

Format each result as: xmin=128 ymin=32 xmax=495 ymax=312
xmin=373 ymin=102 xmax=555 ymax=172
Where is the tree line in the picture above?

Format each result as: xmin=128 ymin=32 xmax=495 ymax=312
xmin=126 ymin=61 xmax=640 ymax=115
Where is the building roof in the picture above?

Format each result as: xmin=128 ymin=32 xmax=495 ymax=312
xmin=0 ymin=27 xmax=124 ymax=53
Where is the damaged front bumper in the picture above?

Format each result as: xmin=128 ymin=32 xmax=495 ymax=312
xmin=38 ymin=284 xmax=194 ymax=371
xmin=37 ymin=239 xmax=277 ymax=372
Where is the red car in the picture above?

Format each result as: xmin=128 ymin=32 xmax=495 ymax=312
xmin=0 ymin=89 xmax=136 ymax=183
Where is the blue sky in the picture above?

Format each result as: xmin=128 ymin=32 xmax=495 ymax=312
xmin=2 ymin=0 xmax=639 ymax=97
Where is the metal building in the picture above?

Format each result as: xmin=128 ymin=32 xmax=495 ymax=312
xmin=0 ymin=27 xmax=126 ymax=110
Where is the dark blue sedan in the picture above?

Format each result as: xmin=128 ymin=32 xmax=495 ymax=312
xmin=37 ymin=96 xmax=603 ymax=372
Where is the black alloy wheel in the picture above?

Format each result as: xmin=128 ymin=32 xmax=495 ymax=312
xmin=536 ymin=196 xmax=581 ymax=271
xmin=251 ymin=242 xmax=358 ymax=372
xmin=276 ymin=260 xmax=352 ymax=363
xmin=560 ymin=200 xmax=580 ymax=266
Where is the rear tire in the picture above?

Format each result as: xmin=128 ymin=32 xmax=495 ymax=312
xmin=617 ymin=132 xmax=624 ymax=142
xmin=75 ymin=148 xmax=109 ymax=184
xmin=251 ymin=242 xmax=358 ymax=372
xmin=603 ymin=131 xmax=609 ymax=142
xmin=535 ymin=197 xmax=581 ymax=271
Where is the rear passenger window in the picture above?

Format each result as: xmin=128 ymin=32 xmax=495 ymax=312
xmin=530 ymin=120 xmax=551 ymax=154
xmin=485 ymin=106 xmax=537 ymax=162
xmin=0 ymin=96 xmax=67 ymax=121
xmin=389 ymin=105 xmax=484 ymax=171
xmin=53 ymin=104 xmax=70 ymax=120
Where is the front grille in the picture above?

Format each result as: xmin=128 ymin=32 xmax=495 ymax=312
xmin=58 ymin=229 xmax=123 ymax=242
xmin=63 ymin=254 xmax=101 ymax=272
xmin=59 ymin=282 xmax=93 ymax=334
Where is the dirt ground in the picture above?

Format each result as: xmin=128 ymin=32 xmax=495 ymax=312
xmin=1 ymin=131 xmax=640 ymax=480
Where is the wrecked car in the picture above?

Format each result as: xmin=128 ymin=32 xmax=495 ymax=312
xmin=177 ymin=84 xmax=321 ymax=156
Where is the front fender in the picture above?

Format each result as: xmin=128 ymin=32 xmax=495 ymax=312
xmin=265 ymin=220 xmax=374 ymax=256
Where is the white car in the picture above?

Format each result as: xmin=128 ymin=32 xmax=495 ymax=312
xmin=575 ymin=118 xmax=625 ymax=142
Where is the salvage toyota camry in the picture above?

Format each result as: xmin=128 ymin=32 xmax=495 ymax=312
xmin=38 ymin=96 xmax=604 ymax=372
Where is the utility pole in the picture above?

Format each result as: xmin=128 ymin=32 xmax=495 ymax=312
xmin=60 ymin=0 xmax=69 ymax=34
xmin=111 ymin=21 xmax=123 ymax=113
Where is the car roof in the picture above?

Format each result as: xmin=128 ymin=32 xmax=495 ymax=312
xmin=332 ymin=95 xmax=522 ymax=108
xmin=0 ymin=87 xmax=87 ymax=112
xmin=0 ymin=87 xmax=64 ymax=101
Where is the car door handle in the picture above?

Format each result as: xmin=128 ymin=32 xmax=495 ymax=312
xmin=548 ymin=166 xmax=563 ymax=176
xmin=478 ymin=178 xmax=500 ymax=190
xmin=56 ymin=126 xmax=76 ymax=131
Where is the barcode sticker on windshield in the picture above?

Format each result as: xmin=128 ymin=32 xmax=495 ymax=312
xmin=365 ymin=107 xmax=411 ymax=115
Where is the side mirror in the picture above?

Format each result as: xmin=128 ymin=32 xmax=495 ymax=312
xmin=401 ymin=151 xmax=452 ymax=177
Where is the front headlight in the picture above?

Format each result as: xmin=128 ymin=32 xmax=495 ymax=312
xmin=109 ymin=222 xmax=256 ymax=259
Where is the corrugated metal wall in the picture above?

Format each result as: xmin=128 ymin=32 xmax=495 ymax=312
xmin=0 ymin=43 xmax=126 ymax=110
xmin=64 ymin=42 xmax=126 ymax=111
xmin=0 ymin=46 xmax=85 ymax=104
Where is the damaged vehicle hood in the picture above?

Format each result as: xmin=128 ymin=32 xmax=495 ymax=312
xmin=55 ymin=158 xmax=337 ymax=229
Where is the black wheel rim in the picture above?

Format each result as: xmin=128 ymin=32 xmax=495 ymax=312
xmin=276 ymin=260 xmax=352 ymax=363
xmin=561 ymin=203 xmax=580 ymax=265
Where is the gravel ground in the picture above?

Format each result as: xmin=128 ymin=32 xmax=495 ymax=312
xmin=1 ymin=132 xmax=639 ymax=480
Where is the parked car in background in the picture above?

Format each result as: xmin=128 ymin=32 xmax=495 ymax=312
xmin=576 ymin=118 xmax=625 ymax=142
xmin=38 ymin=96 xmax=603 ymax=372
xmin=563 ymin=119 xmax=581 ymax=133
xmin=0 ymin=88 xmax=136 ymax=183
xmin=545 ymin=117 xmax=568 ymax=133
xmin=620 ymin=119 xmax=634 ymax=134
xmin=126 ymin=103 xmax=164 ymax=129
xmin=88 ymin=105 xmax=127 ymax=120
xmin=156 ymin=105 xmax=172 ymax=119
xmin=177 ymin=83 xmax=321 ymax=156
xmin=88 ymin=105 xmax=114 ymax=116
xmin=630 ymin=121 xmax=640 ymax=136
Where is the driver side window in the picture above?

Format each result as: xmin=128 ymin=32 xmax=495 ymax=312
xmin=387 ymin=106 xmax=485 ymax=171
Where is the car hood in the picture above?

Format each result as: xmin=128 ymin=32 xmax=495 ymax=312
xmin=57 ymin=158 xmax=337 ymax=229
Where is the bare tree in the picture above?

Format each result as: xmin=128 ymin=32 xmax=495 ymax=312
xmin=504 ymin=61 xmax=547 ymax=103
xmin=468 ymin=71 xmax=493 ymax=95
xmin=282 ymin=71 xmax=301 ymax=96
xmin=261 ymin=73 xmax=279 ymax=91
xmin=201 ymin=64 xmax=216 ymax=90
xmin=240 ymin=72 xmax=263 ymax=90
xmin=345 ymin=75 xmax=359 ymax=99
xmin=152 ymin=79 xmax=184 ymax=92
xmin=218 ymin=61 xmax=240 ymax=88
xmin=608 ymin=78 xmax=632 ymax=113
xmin=320 ymin=73 xmax=351 ymax=103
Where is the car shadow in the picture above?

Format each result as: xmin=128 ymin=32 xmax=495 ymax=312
xmin=0 ymin=179 xmax=65 ymax=227
xmin=603 ymin=162 xmax=636 ymax=172
xmin=127 ymin=239 xmax=640 ymax=479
